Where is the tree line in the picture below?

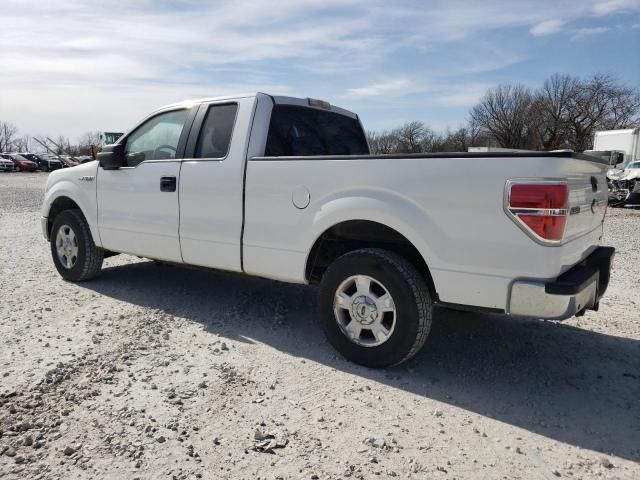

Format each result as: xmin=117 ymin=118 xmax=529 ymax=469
xmin=2 ymin=73 xmax=638 ymax=156
xmin=367 ymin=73 xmax=640 ymax=154
xmin=0 ymin=123 xmax=103 ymax=156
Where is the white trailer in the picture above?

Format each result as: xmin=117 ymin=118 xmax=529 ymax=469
xmin=593 ymin=128 xmax=640 ymax=168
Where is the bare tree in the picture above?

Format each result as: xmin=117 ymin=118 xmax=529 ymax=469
xmin=605 ymin=83 xmax=640 ymax=129
xmin=0 ymin=121 xmax=18 ymax=152
xmin=13 ymin=134 xmax=34 ymax=152
xmin=368 ymin=74 xmax=639 ymax=154
xmin=52 ymin=136 xmax=74 ymax=155
xmin=78 ymin=131 xmax=104 ymax=148
xmin=532 ymin=74 xmax=579 ymax=150
xmin=392 ymin=121 xmax=435 ymax=153
xmin=367 ymin=122 xmax=439 ymax=154
xmin=470 ymin=84 xmax=537 ymax=149
xmin=565 ymin=74 xmax=611 ymax=151
xmin=367 ymin=130 xmax=399 ymax=154
xmin=431 ymin=125 xmax=495 ymax=152
xmin=565 ymin=73 xmax=640 ymax=150
xmin=77 ymin=131 xmax=105 ymax=155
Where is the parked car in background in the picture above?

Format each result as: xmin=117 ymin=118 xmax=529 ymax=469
xmin=0 ymin=156 xmax=14 ymax=171
xmin=42 ymin=154 xmax=70 ymax=168
xmin=57 ymin=156 xmax=80 ymax=168
xmin=1 ymin=153 xmax=38 ymax=172
xmin=20 ymin=153 xmax=63 ymax=172
xmin=608 ymin=161 xmax=640 ymax=207
xmin=75 ymin=155 xmax=94 ymax=164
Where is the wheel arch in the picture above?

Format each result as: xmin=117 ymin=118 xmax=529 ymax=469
xmin=305 ymin=219 xmax=437 ymax=300
xmin=44 ymin=186 xmax=101 ymax=247
xmin=46 ymin=196 xmax=81 ymax=240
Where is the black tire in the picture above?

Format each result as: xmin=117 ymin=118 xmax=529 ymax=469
xmin=50 ymin=209 xmax=103 ymax=281
xmin=318 ymin=248 xmax=432 ymax=368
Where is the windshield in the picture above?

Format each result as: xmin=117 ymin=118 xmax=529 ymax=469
xmin=627 ymin=162 xmax=640 ymax=169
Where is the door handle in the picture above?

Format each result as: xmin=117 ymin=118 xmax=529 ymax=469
xmin=160 ymin=176 xmax=177 ymax=192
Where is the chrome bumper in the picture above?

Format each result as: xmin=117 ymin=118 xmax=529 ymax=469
xmin=508 ymin=246 xmax=614 ymax=320
xmin=509 ymin=279 xmax=598 ymax=319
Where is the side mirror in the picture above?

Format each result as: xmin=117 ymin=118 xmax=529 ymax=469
xmin=615 ymin=152 xmax=624 ymax=166
xmin=98 ymin=144 xmax=125 ymax=170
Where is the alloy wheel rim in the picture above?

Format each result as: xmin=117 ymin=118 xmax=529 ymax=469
xmin=55 ymin=224 xmax=79 ymax=269
xmin=333 ymin=274 xmax=396 ymax=347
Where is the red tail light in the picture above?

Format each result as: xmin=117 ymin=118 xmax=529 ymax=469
xmin=506 ymin=181 xmax=569 ymax=243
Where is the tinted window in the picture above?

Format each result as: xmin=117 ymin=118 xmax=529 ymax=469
xmin=265 ymin=105 xmax=369 ymax=157
xmin=195 ymin=103 xmax=238 ymax=159
xmin=124 ymin=109 xmax=188 ymax=167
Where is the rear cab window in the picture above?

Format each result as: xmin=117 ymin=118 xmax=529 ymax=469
xmin=265 ymin=105 xmax=369 ymax=157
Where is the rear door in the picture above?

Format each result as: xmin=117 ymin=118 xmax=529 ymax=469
xmin=97 ymin=107 xmax=195 ymax=262
xmin=178 ymin=97 xmax=254 ymax=271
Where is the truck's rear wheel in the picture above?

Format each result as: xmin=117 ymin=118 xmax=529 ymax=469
xmin=318 ymin=248 xmax=432 ymax=368
xmin=50 ymin=209 xmax=103 ymax=281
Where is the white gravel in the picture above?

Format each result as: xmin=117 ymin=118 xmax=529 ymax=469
xmin=1 ymin=172 xmax=639 ymax=479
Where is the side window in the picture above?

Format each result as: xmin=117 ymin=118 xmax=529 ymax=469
xmin=124 ymin=109 xmax=188 ymax=167
xmin=195 ymin=103 xmax=238 ymax=159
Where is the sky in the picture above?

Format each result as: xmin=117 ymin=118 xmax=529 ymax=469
xmin=0 ymin=0 xmax=639 ymax=142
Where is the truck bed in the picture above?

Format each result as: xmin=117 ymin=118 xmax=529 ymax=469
xmin=243 ymin=151 xmax=609 ymax=311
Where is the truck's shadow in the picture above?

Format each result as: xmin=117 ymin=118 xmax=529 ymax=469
xmin=85 ymin=261 xmax=640 ymax=462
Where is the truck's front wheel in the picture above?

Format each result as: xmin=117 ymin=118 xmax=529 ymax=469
xmin=318 ymin=248 xmax=432 ymax=368
xmin=50 ymin=209 xmax=103 ymax=281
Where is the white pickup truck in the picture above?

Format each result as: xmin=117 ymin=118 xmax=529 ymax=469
xmin=41 ymin=93 xmax=615 ymax=367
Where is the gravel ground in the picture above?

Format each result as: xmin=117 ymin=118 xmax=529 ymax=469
xmin=1 ymin=172 xmax=639 ymax=480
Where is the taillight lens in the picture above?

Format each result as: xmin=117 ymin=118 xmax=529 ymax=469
xmin=507 ymin=182 xmax=569 ymax=243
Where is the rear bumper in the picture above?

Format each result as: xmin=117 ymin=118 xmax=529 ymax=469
xmin=508 ymin=246 xmax=614 ymax=320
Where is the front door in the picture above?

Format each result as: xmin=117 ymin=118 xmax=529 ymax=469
xmin=97 ymin=108 xmax=192 ymax=262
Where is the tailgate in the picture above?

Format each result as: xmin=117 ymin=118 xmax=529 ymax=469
xmin=504 ymin=153 xmax=609 ymax=252
xmin=564 ymin=164 xmax=608 ymax=242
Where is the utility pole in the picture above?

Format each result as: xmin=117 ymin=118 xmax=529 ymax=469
xmin=46 ymin=137 xmax=64 ymax=155
xmin=33 ymin=137 xmax=59 ymax=157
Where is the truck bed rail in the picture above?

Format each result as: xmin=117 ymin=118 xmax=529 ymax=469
xmin=251 ymin=151 xmax=610 ymax=164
